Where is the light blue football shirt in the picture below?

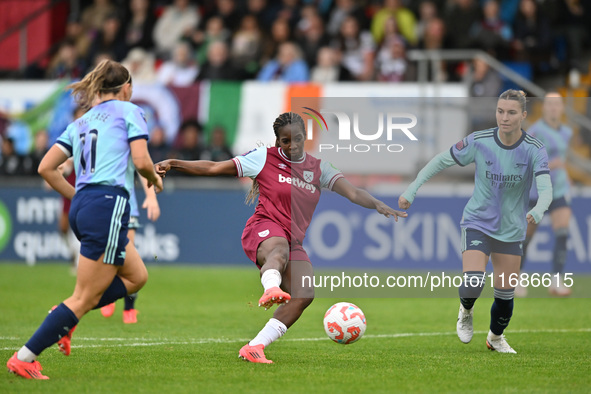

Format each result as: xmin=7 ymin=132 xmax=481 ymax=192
xmin=527 ymin=119 xmax=572 ymax=200
xmin=450 ymin=128 xmax=550 ymax=242
xmin=56 ymin=100 xmax=149 ymax=196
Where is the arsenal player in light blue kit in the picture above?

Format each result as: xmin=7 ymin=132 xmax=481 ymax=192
xmin=520 ymin=92 xmax=573 ymax=297
xmin=399 ymin=90 xmax=552 ymax=353
xmin=7 ymin=59 xmax=163 ymax=379
xmin=155 ymin=112 xmax=407 ymax=363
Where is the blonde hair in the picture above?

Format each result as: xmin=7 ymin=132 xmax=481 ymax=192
xmin=67 ymin=59 xmax=131 ymax=109
xmin=245 ymin=112 xmax=306 ymax=205
xmin=498 ymin=89 xmax=527 ymax=112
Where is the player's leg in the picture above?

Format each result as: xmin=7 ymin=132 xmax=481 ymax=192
xmin=256 ymin=237 xmax=291 ymax=309
xmin=240 ymin=259 xmax=314 ymax=363
xmin=456 ymin=228 xmax=489 ymax=344
xmin=515 ymin=221 xmax=537 ymax=297
xmin=549 ymin=205 xmax=571 ymax=296
xmin=487 ymin=250 xmax=520 ymax=353
xmin=8 ymin=253 xmax=119 ymax=379
xmin=122 ymin=229 xmax=139 ymax=323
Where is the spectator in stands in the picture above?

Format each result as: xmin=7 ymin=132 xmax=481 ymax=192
xmin=197 ymin=40 xmax=243 ymax=81
xmin=122 ymin=48 xmax=157 ymax=83
xmin=415 ymin=0 xmax=439 ymax=44
xmin=153 ymin=0 xmax=201 ymax=59
xmin=86 ymin=13 xmax=128 ymax=64
xmin=25 ymin=130 xmax=50 ymax=176
xmin=262 ymin=18 xmax=293 ymax=66
xmin=552 ymin=0 xmax=588 ymax=72
xmin=276 ymin=0 xmax=302 ymax=30
xmin=296 ymin=10 xmax=331 ymax=68
xmin=512 ymin=0 xmax=553 ymax=76
xmin=470 ymin=56 xmax=503 ymax=97
xmin=444 ymin=0 xmax=481 ymax=49
xmin=156 ymin=42 xmax=199 ymax=86
xmin=375 ymin=37 xmax=417 ymax=82
xmin=310 ymin=46 xmax=353 ymax=83
xmin=201 ymin=0 xmax=242 ymax=35
xmin=201 ymin=126 xmax=234 ymax=162
xmin=193 ymin=15 xmax=232 ymax=66
xmin=468 ymin=57 xmax=503 ymax=131
xmin=418 ymin=17 xmax=453 ymax=81
xmin=371 ymin=0 xmax=418 ymax=46
xmin=332 ymin=15 xmax=376 ymax=81
xmin=170 ymin=120 xmax=206 ymax=169
xmin=64 ymin=19 xmax=92 ymax=60
xmin=148 ymin=125 xmax=171 ymax=164
xmin=375 ymin=15 xmax=407 ymax=58
xmin=245 ymin=0 xmax=281 ymax=32
xmin=326 ymin=0 xmax=369 ymax=37
xmin=80 ymin=0 xmax=117 ymax=36
xmin=471 ymin=0 xmax=513 ymax=59
xmin=124 ymin=0 xmax=156 ymax=51
xmin=46 ymin=40 xmax=86 ymax=80
xmin=257 ymin=41 xmax=309 ymax=82
xmin=230 ymin=14 xmax=265 ymax=79
xmin=0 ymin=137 xmax=25 ymax=176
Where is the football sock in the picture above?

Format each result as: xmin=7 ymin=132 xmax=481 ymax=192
xmin=249 ymin=318 xmax=287 ymax=347
xmin=93 ymin=276 xmax=128 ymax=309
xmin=459 ymin=271 xmax=486 ymax=310
xmin=552 ymin=228 xmax=568 ymax=274
xmin=23 ymin=303 xmax=79 ymax=358
xmin=520 ymin=236 xmax=532 ymax=271
xmin=261 ymin=269 xmax=282 ymax=291
xmin=490 ymin=288 xmax=514 ymax=335
xmin=16 ymin=346 xmax=37 ymax=363
xmin=124 ymin=292 xmax=138 ymax=311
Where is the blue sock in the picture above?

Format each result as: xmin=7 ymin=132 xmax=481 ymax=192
xmin=25 ymin=303 xmax=79 ymax=356
xmin=490 ymin=288 xmax=514 ymax=335
xmin=552 ymin=228 xmax=568 ymax=274
xmin=459 ymin=271 xmax=486 ymax=310
xmin=124 ymin=292 xmax=138 ymax=311
xmin=93 ymin=276 xmax=128 ymax=310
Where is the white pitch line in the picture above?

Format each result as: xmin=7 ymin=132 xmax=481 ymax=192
xmin=1 ymin=328 xmax=590 ymax=351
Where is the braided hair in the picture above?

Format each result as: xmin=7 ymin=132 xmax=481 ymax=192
xmin=245 ymin=112 xmax=306 ymax=205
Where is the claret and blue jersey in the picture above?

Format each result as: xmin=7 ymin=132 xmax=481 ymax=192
xmin=450 ymin=127 xmax=549 ymax=242
xmin=55 ymin=100 xmax=149 ymax=197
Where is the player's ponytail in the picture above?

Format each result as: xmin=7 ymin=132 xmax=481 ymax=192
xmin=68 ymin=59 xmax=132 ymax=109
xmin=499 ymin=89 xmax=527 ymax=112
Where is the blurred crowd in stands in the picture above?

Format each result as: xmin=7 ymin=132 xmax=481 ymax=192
xmin=2 ymin=0 xmax=591 ymax=177
xmin=23 ymin=0 xmax=591 ymax=84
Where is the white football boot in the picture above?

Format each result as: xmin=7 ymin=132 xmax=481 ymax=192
xmin=456 ymin=304 xmax=474 ymax=344
xmin=486 ymin=331 xmax=516 ymax=354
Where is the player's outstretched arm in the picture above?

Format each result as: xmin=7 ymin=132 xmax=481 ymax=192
xmin=155 ymin=159 xmax=238 ymax=177
xmin=38 ymin=145 xmax=75 ymax=200
xmin=399 ymin=149 xmax=457 ymax=209
xmin=332 ymin=178 xmax=408 ymax=221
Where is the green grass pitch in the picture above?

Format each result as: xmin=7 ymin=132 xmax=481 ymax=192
xmin=1 ymin=263 xmax=590 ymax=393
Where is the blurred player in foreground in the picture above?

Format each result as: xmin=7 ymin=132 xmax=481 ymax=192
xmin=399 ymin=90 xmax=552 ymax=353
xmin=7 ymin=59 xmax=162 ymax=379
xmin=155 ymin=112 xmax=407 ymax=363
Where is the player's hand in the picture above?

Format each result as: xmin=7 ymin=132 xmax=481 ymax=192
xmin=143 ymin=197 xmax=161 ymax=221
xmin=526 ymin=213 xmax=536 ymax=224
xmin=398 ymin=196 xmax=411 ymax=210
xmin=150 ymin=176 xmax=163 ymax=194
xmin=376 ymin=201 xmax=408 ymax=222
xmin=155 ymin=160 xmax=171 ymax=178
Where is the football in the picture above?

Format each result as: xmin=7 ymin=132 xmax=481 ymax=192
xmin=323 ymin=302 xmax=367 ymax=344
